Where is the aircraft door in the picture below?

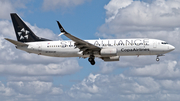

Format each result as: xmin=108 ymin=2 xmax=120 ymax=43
xmin=153 ymin=41 xmax=157 ymax=48
xmin=37 ymin=43 xmax=42 ymax=52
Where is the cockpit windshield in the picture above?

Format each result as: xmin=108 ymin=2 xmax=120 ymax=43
xmin=161 ymin=42 xmax=168 ymax=44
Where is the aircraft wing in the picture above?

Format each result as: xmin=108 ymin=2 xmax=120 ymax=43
xmin=57 ymin=21 xmax=101 ymax=54
xmin=5 ymin=38 xmax=28 ymax=46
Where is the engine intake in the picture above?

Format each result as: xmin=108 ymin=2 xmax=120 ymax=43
xmin=100 ymin=48 xmax=117 ymax=57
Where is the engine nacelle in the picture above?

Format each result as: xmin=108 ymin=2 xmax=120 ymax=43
xmin=100 ymin=48 xmax=117 ymax=57
xmin=102 ymin=56 xmax=120 ymax=61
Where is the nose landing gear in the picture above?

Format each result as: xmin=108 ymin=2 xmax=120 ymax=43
xmin=156 ymin=54 xmax=164 ymax=62
xmin=156 ymin=57 xmax=160 ymax=61
xmin=88 ymin=55 xmax=95 ymax=65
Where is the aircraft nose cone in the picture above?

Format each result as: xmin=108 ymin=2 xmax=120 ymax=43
xmin=169 ymin=45 xmax=175 ymax=51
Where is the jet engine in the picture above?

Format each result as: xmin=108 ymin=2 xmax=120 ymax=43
xmin=101 ymin=56 xmax=120 ymax=61
xmin=100 ymin=48 xmax=117 ymax=57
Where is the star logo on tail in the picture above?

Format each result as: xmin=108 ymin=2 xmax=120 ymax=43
xmin=18 ymin=28 xmax=29 ymax=40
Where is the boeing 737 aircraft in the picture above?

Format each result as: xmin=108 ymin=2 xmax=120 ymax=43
xmin=5 ymin=13 xmax=175 ymax=65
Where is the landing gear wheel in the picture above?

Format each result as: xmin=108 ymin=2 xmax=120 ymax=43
xmin=90 ymin=60 xmax=95 ymax=65
xmin=156 ymin=58 xmax=160 ymax=61
xmin=88 ymin=55 xmax=95 ymax=65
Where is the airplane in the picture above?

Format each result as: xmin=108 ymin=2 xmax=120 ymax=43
xmin=5 ymin=13 xmax=175 ymax=65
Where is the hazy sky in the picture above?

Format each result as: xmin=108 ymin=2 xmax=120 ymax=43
xmin=0 ymin=0 xmax=180 ymax=101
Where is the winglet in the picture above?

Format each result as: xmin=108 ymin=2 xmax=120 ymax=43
xmin=56 ymin=21 xmax=67 ymax=33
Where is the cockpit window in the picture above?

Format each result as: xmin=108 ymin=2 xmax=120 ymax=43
xmin=161 ymin=42 xmax=168 ymax=44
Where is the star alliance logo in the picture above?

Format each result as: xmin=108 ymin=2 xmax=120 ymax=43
xmin=18 ymin=28 xmax=29 ymax=40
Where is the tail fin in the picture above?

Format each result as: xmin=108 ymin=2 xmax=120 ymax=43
xmin=10 ymin=13 xmax=51 ymax=42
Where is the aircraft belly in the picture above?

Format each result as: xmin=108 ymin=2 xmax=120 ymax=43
xmin=56 ymin=51 xmax=79 ymax=57
xmin=21 ymin=46 xmax=79 ymax=57
xmin=48 ymin=48 xmax=79 ymax=57
xmin=118 ymin=51 xmax=150 ymax=56
xmin=150 ymin=50 xmax=167 ymax=55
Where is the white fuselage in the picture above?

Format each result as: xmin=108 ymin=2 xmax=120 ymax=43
xmin=16 ymin=38 xmax=175 ymax=58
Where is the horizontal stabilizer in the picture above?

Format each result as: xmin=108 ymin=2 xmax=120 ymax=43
xmin=5 ymin=38 xmax=28 ymax=46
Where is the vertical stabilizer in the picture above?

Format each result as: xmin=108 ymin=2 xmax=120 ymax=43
xmin=10 ymin=13 xmax=51 ymax=42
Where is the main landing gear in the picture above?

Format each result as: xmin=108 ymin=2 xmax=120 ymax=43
xmin=88 ymin=55 xmax=95 ymax=65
